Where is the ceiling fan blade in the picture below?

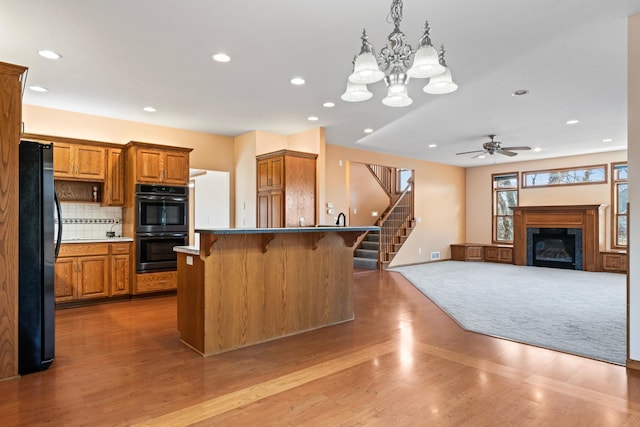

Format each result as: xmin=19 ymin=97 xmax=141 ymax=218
xmin=501 ymin=146 xmax=531 ymax=151
xmin=471 ymin=151 xmax=489 ymax=159
xmin=498 ymin=150 xmax=518 ymax=157
xmin=456 ymin=149 xmax=486 ymax=155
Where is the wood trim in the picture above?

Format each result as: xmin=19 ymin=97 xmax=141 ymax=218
xmin=21 ymin=132 xmax=122 ymax=149
xmin=125 ymin=140 xmax=193 ymax=153
xmin=511 ymin=204 xmax=606 ymax=271
xmin=491 ymin=171 xmax=519 ymax=245
xmin=256 ymin=149 xmax=318 ymax=160
xmin=521 ymin=164 xmax=608 ymax=188
xmin=0 ymin=62 xmax=26 ymax=379
xmin=611 ymin=161 xmax=628 ymax=250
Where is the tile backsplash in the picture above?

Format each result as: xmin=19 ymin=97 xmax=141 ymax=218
xmin=57 ymin=203 xmax=123 ymax=240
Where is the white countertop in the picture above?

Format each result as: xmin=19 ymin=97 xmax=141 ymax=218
xmin=173 ymin=245 xmax=199 ymax=255
xmin=60 ymin=237 xmax=134 ymax=244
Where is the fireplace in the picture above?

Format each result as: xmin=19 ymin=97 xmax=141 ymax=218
xmin=512 ymin=205 xmax=605 ymax=272
xmin=532 ymin=229 xmax=576 ymax=269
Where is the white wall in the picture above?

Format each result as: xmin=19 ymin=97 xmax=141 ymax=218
xmin=192 ymin=170 xmax=230 ymax=247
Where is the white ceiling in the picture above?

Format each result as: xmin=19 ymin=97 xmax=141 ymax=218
xmin=2 ymin=0 xmax=639 ymax=167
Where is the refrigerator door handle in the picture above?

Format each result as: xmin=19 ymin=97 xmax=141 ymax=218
xmin=54 ymin=190 xmax=62 ymax=260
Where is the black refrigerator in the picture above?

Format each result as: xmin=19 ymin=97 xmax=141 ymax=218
xmin=19 ymin=140 xmax=61 ymax=375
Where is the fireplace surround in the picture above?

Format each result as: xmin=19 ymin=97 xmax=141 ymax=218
xmin=512 ymin=205 xmax=606 ymax=271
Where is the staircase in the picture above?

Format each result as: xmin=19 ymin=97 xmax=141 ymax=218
xmin=353 ymin=164 xmax=415 ymax=270
xmin=353 ymin=232 xmax=379 ymax=269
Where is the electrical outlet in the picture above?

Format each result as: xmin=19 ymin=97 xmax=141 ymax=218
xmin=418 ymin=248 xmax=422 ymax=254
xmin=353 ymin=208 xmax=357 ymax=214
xmin=371 ymin=211 xmax=378 ymax=217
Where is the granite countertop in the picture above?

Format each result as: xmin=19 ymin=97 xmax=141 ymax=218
xmin=173 ymin=246 xmax=199 ymax=255
xmin=195 ymin=226 xmax=379 ymax=235
xmin=60 ymin=237 xmax=134 ymax=244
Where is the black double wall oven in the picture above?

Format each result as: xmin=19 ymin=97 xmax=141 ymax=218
xmin=135 ymin=184 xmax=188 ymax=273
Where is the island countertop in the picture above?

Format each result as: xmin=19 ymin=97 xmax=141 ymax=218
xmin=176 ymin=226 xmax=377 ymax=356
xmin=194 ymin=226 xmax=378 ymax=235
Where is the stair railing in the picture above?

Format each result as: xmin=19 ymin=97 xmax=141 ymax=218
xmin=377 ymin=176 xmax=414 ymax=268
xmin=366 ymin=164 xmax=396 ymax=198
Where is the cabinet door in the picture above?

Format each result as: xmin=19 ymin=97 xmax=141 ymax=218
xmin=111 ymin=254 xmax=130 ymax=295
xmin=257 ymin=159 xmax=270 ymax=191
xmin=54 ymin=258 xmax=77 ymax=302
xmin=258 ymin=192 xmax=270 ymax=228
xmin=136 ymin=148 xmax=164 ymax=183
xmin=77 ymin=256 xmax=110 ymax=299
xmin=164 ymin=151 xmax=189 ymax=184
xmin=270 ymin=190 xmax=284 ymax=228
xmin=75 ymin=145 xmax=105 ymax=180
xmin=269 ymin=157 xmax=283 ymax=189
xmin=104 ymin=148 xmax=125 ymax=206
xmin=53 ymin=142 xmax=74 ymax=178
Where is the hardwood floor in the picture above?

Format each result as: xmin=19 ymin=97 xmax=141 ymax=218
xmin=2 ymin=270 xmax=640 ymax=426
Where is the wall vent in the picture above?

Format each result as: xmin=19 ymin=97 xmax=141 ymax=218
xmin=431 ymin=251 xmax=441 ymax=260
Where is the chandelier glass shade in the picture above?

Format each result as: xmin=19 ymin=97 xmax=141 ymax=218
xmin=341 ymin=0 xmax=457 ymax=107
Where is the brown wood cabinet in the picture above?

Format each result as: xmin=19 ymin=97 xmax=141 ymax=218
xmin=134 ymin=270 xmax=177 ymax=294
xmin=55 ymin=243 xmax=110 ymax=302
xmin=54 ymin=242 xmax=132 ymax=303
xmin=103 ymin=148 xmax=125 ymax=206
xmin=484 ymin=245 xmax=513 ymax=263
xmin=128 ymin=143 xmax=190 ymax=185
xmin=53 ymin=142 xmax=106 ymax=181
xmin=601 ymin=251 xmax=627 ymax=273
xmin=0 ymin=61 xmax=27 ymax=379
xmin=256 ymin=150 xmax=317 ymax=228
xmin=450 ymin=244 xmax=484 ymax=261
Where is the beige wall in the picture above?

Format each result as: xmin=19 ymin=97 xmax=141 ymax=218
xmin=465 ymin=150 xmax=627 ymax=249
xmin=233 ymin=132 xmax=257 ymax=228
xmin=324 ymin=144 xmax=466 ymax=267
xmin=628 ymin=13 xmax=640 ymax=361
xmin=348 ymin=162 xmax=390 ymax=226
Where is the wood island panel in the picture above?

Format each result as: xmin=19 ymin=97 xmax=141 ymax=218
xmin=177 ymin=228 xmax=371 ymax=356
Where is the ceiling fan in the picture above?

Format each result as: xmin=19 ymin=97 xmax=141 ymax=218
xmin=456 ymin=135 xmax=532 ymax=158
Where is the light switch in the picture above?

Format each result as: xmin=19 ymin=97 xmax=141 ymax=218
xmin=186 ymin=256 xmax=193 ymax=266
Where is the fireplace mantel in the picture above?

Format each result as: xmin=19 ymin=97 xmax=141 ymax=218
xmin=511 ymin=204 xmax=607 ymax=271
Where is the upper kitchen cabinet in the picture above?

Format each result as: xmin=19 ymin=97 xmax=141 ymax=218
xmin=126 ymin=141 xmax=192 ymax=185
xmin=53 ymin=141 xmax=105 ymax=181
xmin=256 ymin=150 xmax=317 ymax=228
xmin=103 ymin=147 xmax=125 ymax=206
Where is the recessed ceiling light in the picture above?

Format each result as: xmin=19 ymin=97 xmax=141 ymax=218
xmin=428 ymin=144 xmax=437 ymax=148
xmin=38 ymin=50 xmax=62 ymax=60
xmin=363 ymin=128 xmax=374 ymax=134
xmin=512 ymin=89 xmax=529 ymax=96
xmin=566 ymin=119 xmax=580 ymax=125
xmin=307 ymin=116 xmax=319 ymax=121
xmin=290 ymin=77 xmax=305 ymax=86
xmin=143 ymin=106 xmax=157 ymax=112
xmin=533 ymin=147 xmax=542 ymax=152
xmin=212 ymin=53 xmax=231 ymax=63
xmin=602 ymin=138 xmax=613 ymax=143
xmin=29 ymin=86 xmax=48 ymax=93
xmin=478 ymin=155 xmax=487 ymax=159
xmin=322 ymin=102 xmax=335 ymax=108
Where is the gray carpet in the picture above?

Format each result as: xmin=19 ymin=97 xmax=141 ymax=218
xmin=391 ymin=261 xmax=627 ymax=365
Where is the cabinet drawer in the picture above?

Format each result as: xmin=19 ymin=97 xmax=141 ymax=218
xmin=111 ymin=242 xmax=131 ymax=254
xmin=58 ymin=243 xmax=110 ymax=257
xmin=135 ymin=271 xmax=177 ymax=293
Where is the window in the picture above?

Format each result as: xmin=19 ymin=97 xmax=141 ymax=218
xmin=397 ymin=168 xmax=413 ymax=193
xmin=493 ymin=173 xmax=518 ymax=243
xmin=612 ymin=163 xmax=628 ymax=248
xmin=522 ymin=164 xmax=607 ymax=188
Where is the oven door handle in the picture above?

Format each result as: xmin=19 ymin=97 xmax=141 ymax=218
xmin=136 ymin=232 xmax=189 ymax=238
xmin=136 ymin=195 xmax=187 ymax=202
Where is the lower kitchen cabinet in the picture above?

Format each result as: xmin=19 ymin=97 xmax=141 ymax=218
xmin=54 ymin=242 xmax=131 ymax=304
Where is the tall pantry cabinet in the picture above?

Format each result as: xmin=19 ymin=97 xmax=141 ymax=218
xmin=257 ymin=150 xmax=317 ymax=228
xmin=0 ymin=61 xmax=28 ymax=380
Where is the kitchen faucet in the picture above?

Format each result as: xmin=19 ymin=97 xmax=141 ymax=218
xmin=336 ymin=212 xmax=346 ymax=227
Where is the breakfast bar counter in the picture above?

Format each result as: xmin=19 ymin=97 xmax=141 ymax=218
xmin=174 ymin=226 xmax=378 ymax=356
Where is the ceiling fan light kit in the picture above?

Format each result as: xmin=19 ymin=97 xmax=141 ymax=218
xmin=456 ymin=135 xmax=532 ymax=158
xmin=342 ymin=0 xmax=457 ymax=107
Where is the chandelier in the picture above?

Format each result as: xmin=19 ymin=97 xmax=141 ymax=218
xmin=341 ymin=0 xmax=457 ymax=107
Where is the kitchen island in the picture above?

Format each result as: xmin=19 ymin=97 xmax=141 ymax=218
xmin=174 ymin=226 xmax=378 ymax=356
